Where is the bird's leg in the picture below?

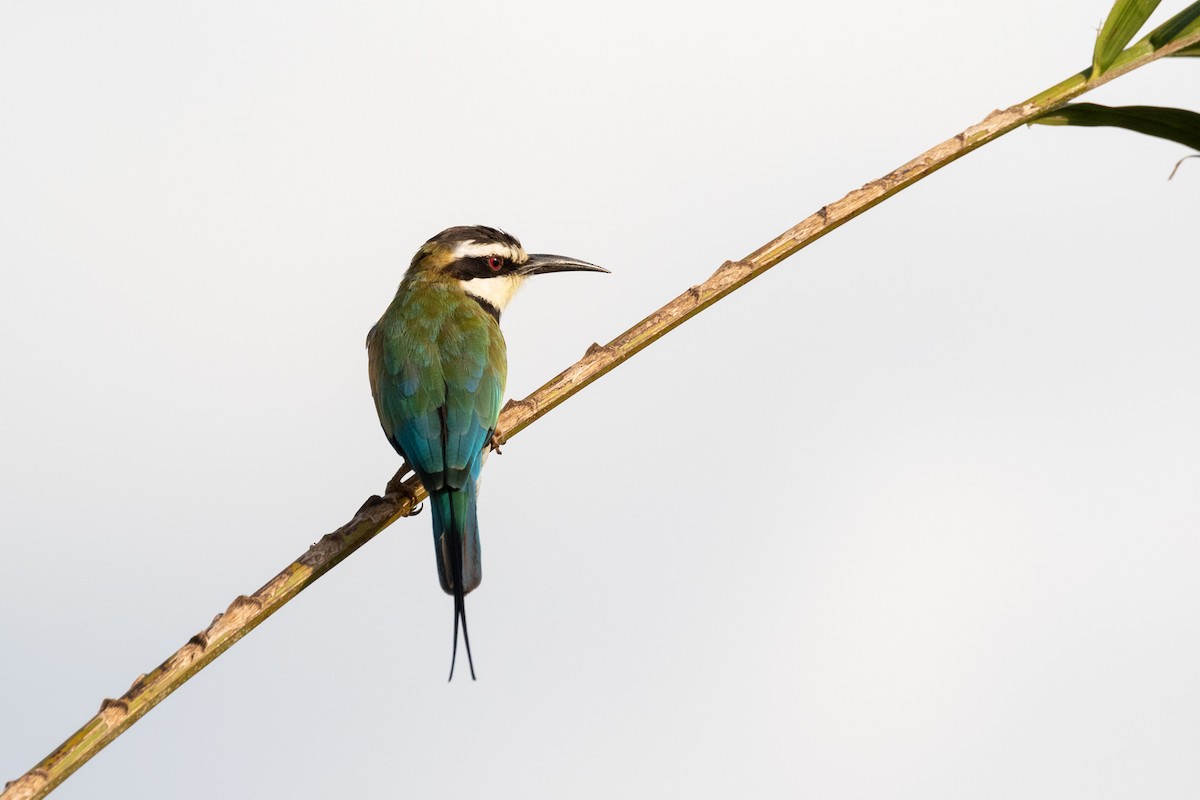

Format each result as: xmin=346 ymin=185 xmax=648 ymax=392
xmin=488 ymin=427 xmax=507 ymax=455
xmin=385 ymin=461 xmax=424 ymax=516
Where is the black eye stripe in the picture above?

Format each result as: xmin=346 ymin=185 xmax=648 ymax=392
xmin=446 ymin=256 xmax=512 ymax=281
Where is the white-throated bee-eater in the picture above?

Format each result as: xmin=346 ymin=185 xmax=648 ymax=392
xmin=367 ymin=226 xmax=607 ymax=680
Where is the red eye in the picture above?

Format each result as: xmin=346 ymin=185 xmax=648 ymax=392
xmin=486 ymin=256 xmax=504 ymax=271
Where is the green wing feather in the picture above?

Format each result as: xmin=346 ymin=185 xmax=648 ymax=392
xmin=367 ymin=276 xmax=506 ymax=595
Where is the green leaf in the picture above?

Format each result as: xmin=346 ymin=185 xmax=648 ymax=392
xmin=1144 ymin=0 xmax=1200 ymax=49
xmin=1033 ymin=103 xmax=1200 ymax=151
xmin=1094 ymin=0 xmax=1162 ymax=74
xmin=1170 ymin=41 xmax=1200 ymax=56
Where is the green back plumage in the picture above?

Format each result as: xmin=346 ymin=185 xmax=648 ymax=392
xmin=367 ymin=271 xmax=506 ymax=594
xmin=368 ymin=273 xmax=507 ymax=484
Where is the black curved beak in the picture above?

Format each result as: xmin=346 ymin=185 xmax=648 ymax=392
xmin=518 ymin=254 xmax=610 ymax=276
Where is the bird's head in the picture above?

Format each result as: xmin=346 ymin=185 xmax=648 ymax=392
xmin=409 ymin=226 xmax=608 ymax=318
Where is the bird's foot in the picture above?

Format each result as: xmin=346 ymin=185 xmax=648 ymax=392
xmin=385 ymin=463 xmax=424 ymax=516
xmin=489 ymin=428 xmax=508 ymax=455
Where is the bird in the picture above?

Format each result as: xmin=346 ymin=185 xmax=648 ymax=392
xmin=367 ymin=226 xmax=607 ymax=680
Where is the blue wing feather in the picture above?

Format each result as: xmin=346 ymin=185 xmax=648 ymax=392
xmin=367 ymin=279 xmax=505 ymax=594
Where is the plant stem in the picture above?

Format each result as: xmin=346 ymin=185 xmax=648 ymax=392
xmin=5 ymin=24 xmax=1198 ymax=800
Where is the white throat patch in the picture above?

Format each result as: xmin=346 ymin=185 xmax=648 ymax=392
xmin=462 ymin=274 xmax=525 ymax=312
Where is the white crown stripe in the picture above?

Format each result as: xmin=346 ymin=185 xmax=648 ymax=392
xmin=453 ymin=241 xmax=526 ymax=262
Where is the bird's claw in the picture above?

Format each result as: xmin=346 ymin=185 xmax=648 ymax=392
xmin=489 ymin=429 xmax=507 ymax=455
xmin=385 ymin=462 xmax=424 ymax=515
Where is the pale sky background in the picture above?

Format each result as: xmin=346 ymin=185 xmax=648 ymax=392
xmin=3 ymin=1 xmax=1199 ymax=798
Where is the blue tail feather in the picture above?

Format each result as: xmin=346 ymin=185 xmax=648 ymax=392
xmin=430 ymin=479 xmax=481 ymax=681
